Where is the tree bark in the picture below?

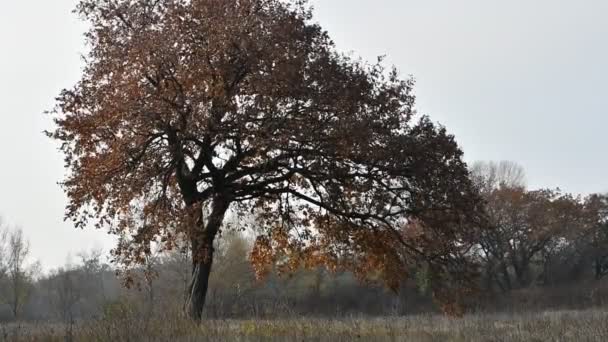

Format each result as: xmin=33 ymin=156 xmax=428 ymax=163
xmin=185 ymin=197 xmax=230 ymax=320
xmin=513 ymin=259 xmax=531 ymax=288
xmin=595 ymin=257 xmax=605 ymax=280
xmin=186 ymin=251 xmax=214 ymax=320
xmin=499 ymin=261 xmax=512 ymax=291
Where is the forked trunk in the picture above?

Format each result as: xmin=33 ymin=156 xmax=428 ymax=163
xmin=184 ymin=197 xmax=230 ymax=320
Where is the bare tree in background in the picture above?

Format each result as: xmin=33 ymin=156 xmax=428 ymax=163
xmin=78 ymin=249 xmax=109 ymax=302
xmin=163 ymin=245 xmax=192 ymax=308
xmin=0 ymin=219 xmax=9 ymax=281
xmin=141 ymin=247 xmax=163 ymax=322
xmin=470 ymin=160 xmax=526 ymax=194
xmin=50 ymin=266 xmax=82 ymax=342
xmin=6 ymin=228 xmax=38 ymax=319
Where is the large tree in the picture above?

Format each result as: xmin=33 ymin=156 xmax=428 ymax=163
xmin=49 ymin=0 xmax=482 ymax=319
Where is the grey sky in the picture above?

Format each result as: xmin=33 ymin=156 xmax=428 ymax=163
xmin=1 ymin=0 xmax=607 ymax=269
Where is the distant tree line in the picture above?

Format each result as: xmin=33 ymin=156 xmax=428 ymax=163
xmin=470 ymin=161 xmax=608 ymax=292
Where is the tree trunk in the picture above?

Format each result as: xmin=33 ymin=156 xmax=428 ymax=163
xmin=185 ymin=197 xmax=230 ymax=320
xmin=186 ymin=252 xmax=214 ymax=320
xmin=499 ymin=261 xmax=512 ymax=291
xmin=595 ymin=258 xmax=604 ymax=280
xmin=513 ymin=259 xmax=531 ymax=288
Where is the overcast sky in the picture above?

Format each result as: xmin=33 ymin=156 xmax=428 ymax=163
xmin=1 ymin=0 xmax=607 ymax=270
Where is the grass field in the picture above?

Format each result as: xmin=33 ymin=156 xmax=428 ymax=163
xmin=2 ymin=309 xmax=608 ymax=341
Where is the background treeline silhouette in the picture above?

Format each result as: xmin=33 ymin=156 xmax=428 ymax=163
xmin=0 ymin=161 xmax=606 ymax=323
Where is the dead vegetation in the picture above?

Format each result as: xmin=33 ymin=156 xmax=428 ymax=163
xmin=1 ymin=309 xmax=608 ymax=342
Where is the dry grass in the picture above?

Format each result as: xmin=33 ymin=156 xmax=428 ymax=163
xmin=2 ymin=309 xmax=608 ymax=341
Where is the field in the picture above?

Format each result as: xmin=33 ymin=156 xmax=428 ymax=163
xmin=2 ymin=309 xmax=608 ymax=341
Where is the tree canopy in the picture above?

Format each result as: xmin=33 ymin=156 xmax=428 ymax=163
xmin=49 ymin=0 xmax=483 ymax=318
